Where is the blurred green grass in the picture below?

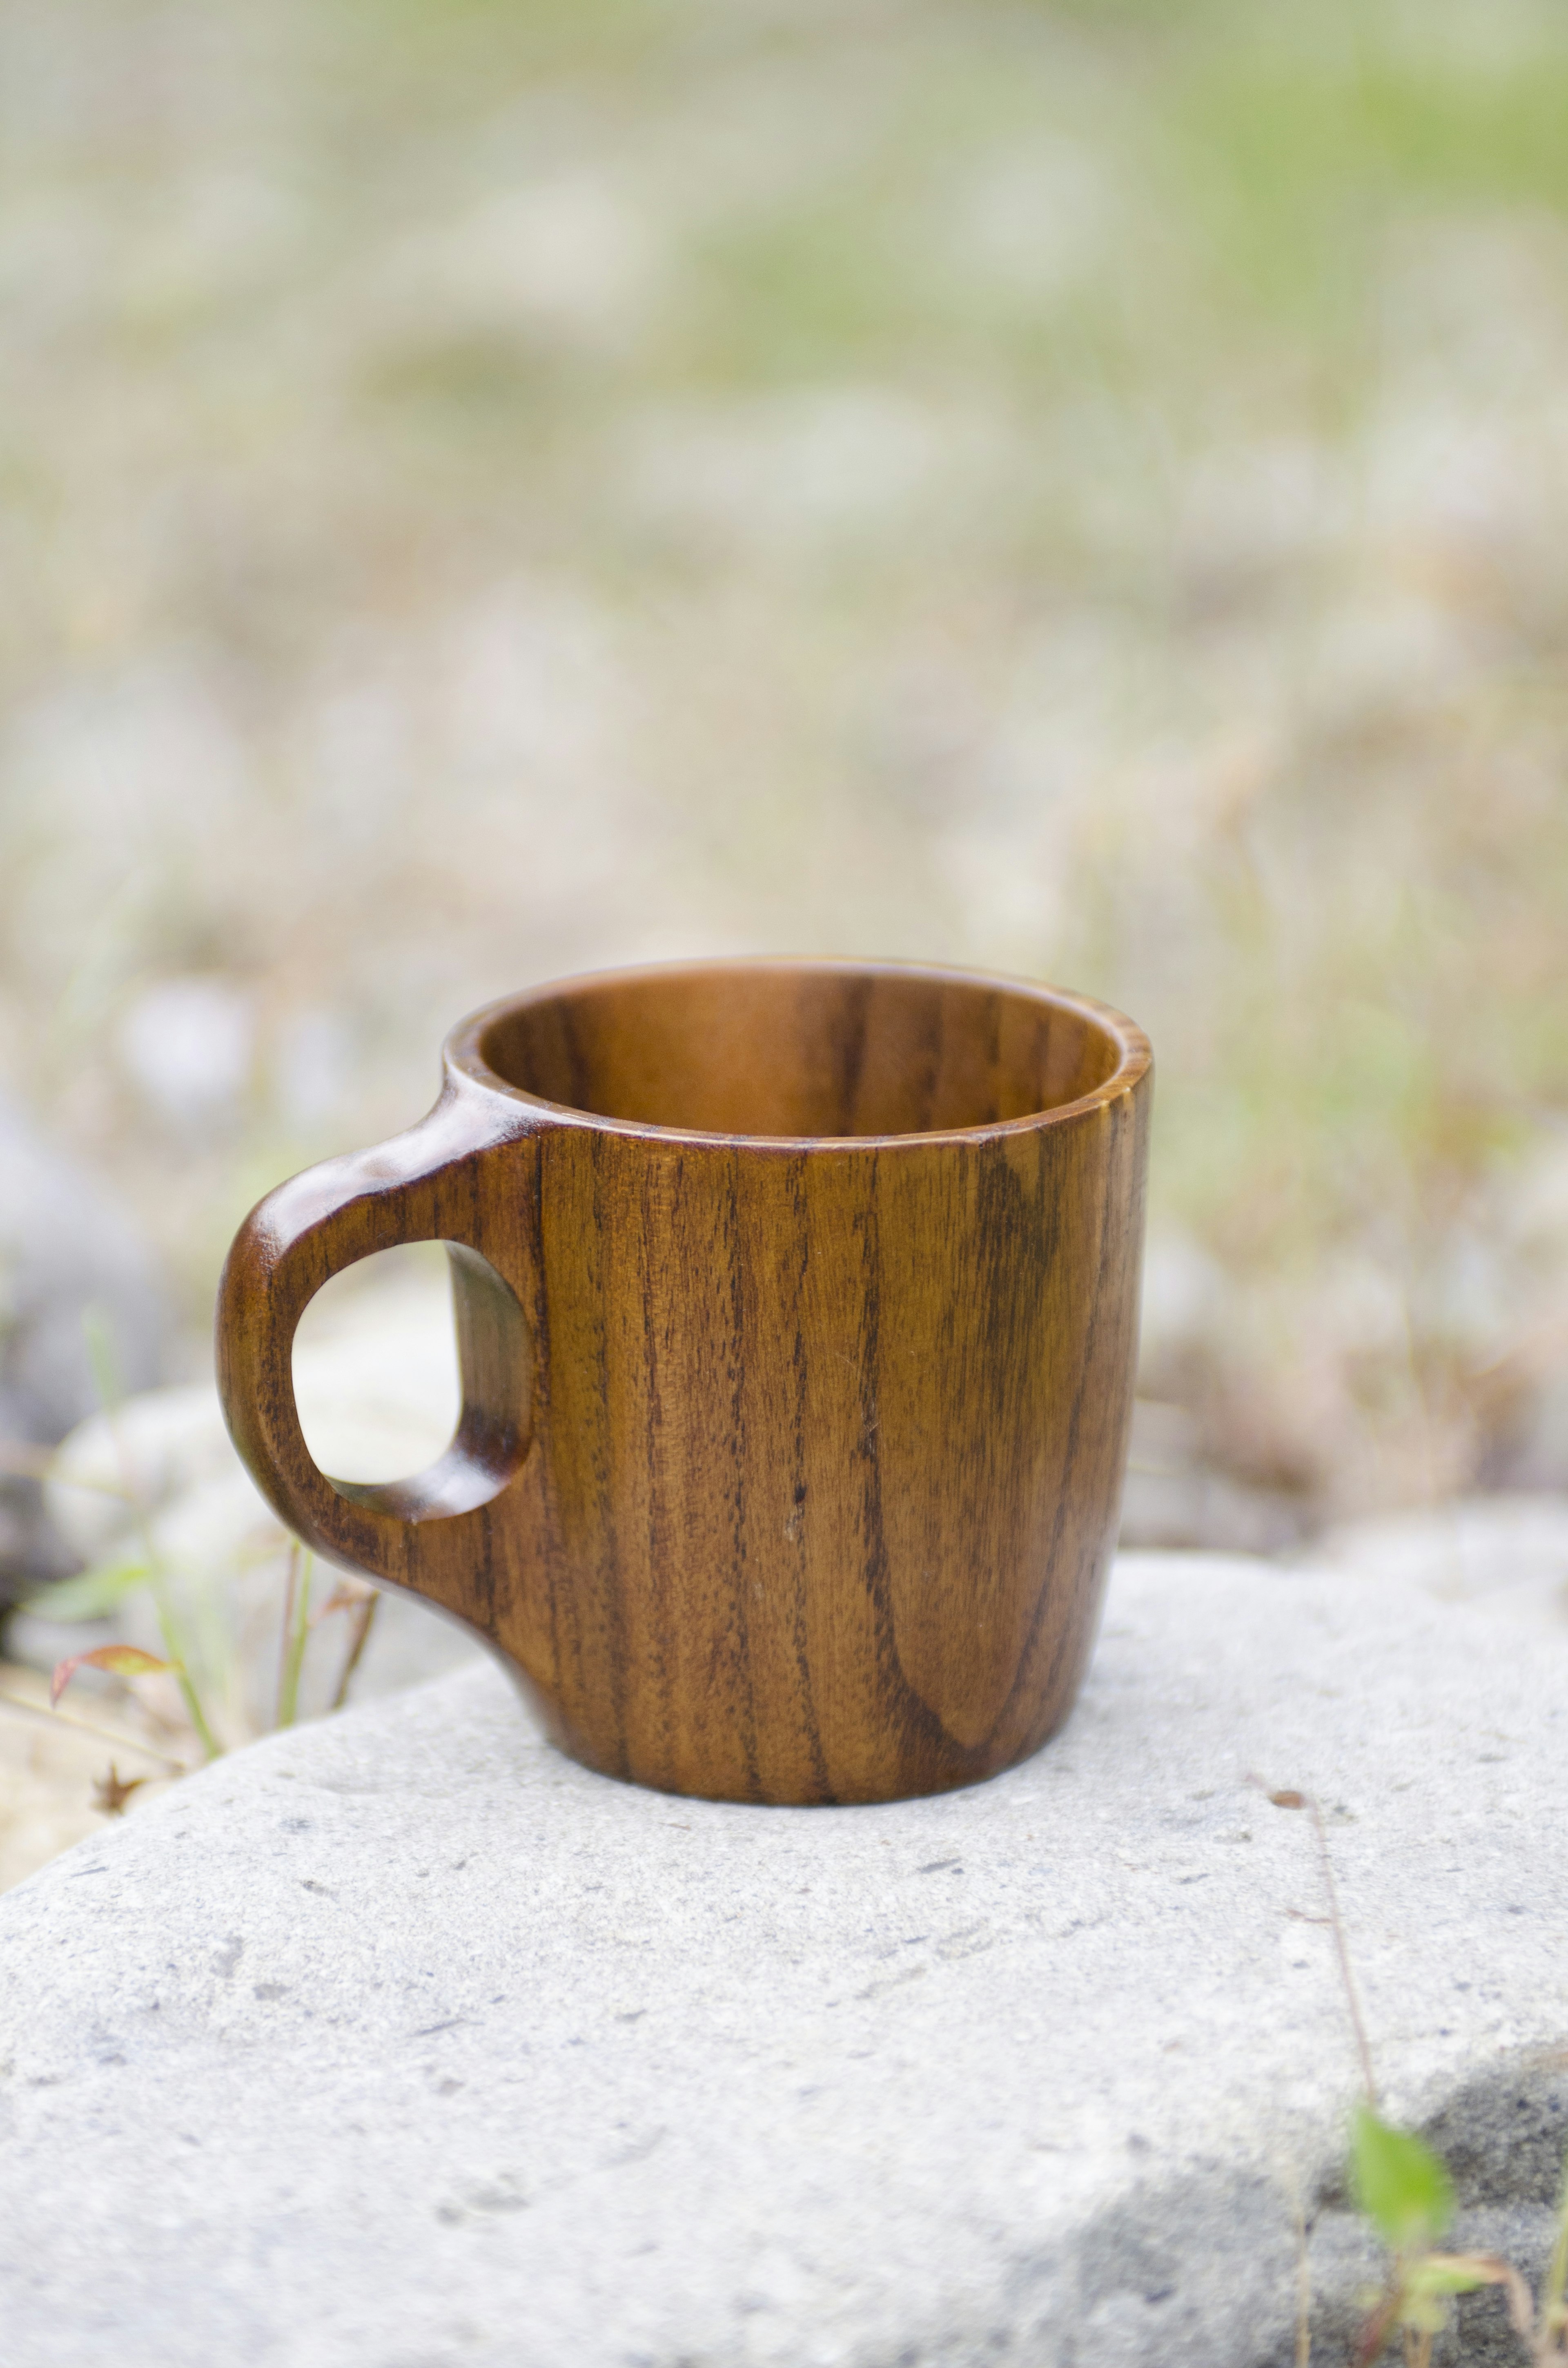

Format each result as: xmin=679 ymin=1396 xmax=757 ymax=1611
xmin=4 ymin=0 xmax=1568 ymax=1530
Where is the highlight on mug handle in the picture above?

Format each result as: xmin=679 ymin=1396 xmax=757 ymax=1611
xmin=215 ymin=1082 xmax=535 ymax=1602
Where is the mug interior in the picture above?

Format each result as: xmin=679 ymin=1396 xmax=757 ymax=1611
xmin=471 ymin=964 xmax=1131 ymax=1140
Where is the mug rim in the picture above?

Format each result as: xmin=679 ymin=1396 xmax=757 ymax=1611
xmin=445 ymin=956 xmax=1151 ymax=1150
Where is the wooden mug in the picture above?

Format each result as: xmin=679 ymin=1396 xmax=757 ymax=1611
xmin=218 ymin=959 xmax=1151 ymax=1805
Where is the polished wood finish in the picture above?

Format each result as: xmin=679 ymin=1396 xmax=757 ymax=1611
xmin=217 ymin=961 xmax=1152 ymax=1805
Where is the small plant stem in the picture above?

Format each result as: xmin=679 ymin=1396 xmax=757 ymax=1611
xmin=276 ymin=1547 xmax=298 ymax=1724
xmin=83 ymin=1308 xmax=223 ymax=1762
xmin=0 ymin=1687 xmax=188 ymax=1773
xmin=275 ymin=1548 xmax=313 ymax=1730
xmin=146 ymin=1569 xmax=223 ymax=1760
xmin=1353 ymin=2288 xmax=1402 ymax=2368
xmin=1309 ymin=1792 xmax=1378 ymax=2106
xmin=330 ymin=1589 xmax=379 ymax=1710
xmin=1542 ymin=2149 xmax=1568 ymax=2363
xmin=1289 ymin=2170 xmax=1312 ymax=2368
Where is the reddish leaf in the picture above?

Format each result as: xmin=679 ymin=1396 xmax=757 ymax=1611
xmin=51 ymin=1645 xmax=175 ymax=1708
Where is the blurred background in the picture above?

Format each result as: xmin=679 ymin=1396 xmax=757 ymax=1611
xmin=4 ymin=0 xmax=1568 ymax=1856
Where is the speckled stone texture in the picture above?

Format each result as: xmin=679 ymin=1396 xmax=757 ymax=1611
xmin=1 ymin=1551 xmax=1564 ymax=2368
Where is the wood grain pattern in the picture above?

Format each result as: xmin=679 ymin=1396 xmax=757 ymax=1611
xmin=217 ymin=960 xmax=1152 ymax=1805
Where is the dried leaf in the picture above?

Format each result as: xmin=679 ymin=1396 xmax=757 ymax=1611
xmin=51 ymin=1644 xmax=176 ymax=1708
xmin=91 ymin=1763 xmax=148 ymax=1815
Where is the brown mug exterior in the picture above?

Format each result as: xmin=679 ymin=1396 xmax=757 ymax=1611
xmin=216 ymin=959 xmax=1152 ymax=1806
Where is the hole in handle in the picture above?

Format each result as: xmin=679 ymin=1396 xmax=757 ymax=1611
xmin=291 ymin=1240 xmax=531 ymax=1515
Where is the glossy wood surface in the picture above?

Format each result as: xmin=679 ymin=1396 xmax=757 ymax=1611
xmin=217 ymin=960 xmax=1152 ymax=1805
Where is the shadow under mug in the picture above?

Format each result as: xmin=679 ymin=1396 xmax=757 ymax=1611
xmin=217 ymin=959 xmax=1152 ymax=1806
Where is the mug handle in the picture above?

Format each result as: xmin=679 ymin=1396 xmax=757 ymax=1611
xmin=215 ymin=1079 xmax=536 ymax=1616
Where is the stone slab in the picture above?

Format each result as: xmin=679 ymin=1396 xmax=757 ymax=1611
xmin=1 ymin=1552 xmax=1566 ymax=2368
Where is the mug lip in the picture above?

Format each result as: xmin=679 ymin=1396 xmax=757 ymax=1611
xmin=444 ymin=956 xmax=1152 ymax=1150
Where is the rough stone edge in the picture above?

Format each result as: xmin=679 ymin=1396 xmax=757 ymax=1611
xmin=4 ymin=1632 xmax=1567 ymax=2368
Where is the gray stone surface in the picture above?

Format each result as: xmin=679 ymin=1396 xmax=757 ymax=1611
xmin=1 ymin=1552 xmax=1566 ymax=2368
xmin=0 ymin=1092 xmax=168 ymax=1592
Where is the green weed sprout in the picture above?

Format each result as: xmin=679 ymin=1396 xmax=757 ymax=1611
xmin=80 ymin=1306 xmax=222 ymax=1761
xmin=12 ymin=1307 xmax=381 ymax=1776
xmin=1273 ymin=1784 xmax=1568 ymax=2366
